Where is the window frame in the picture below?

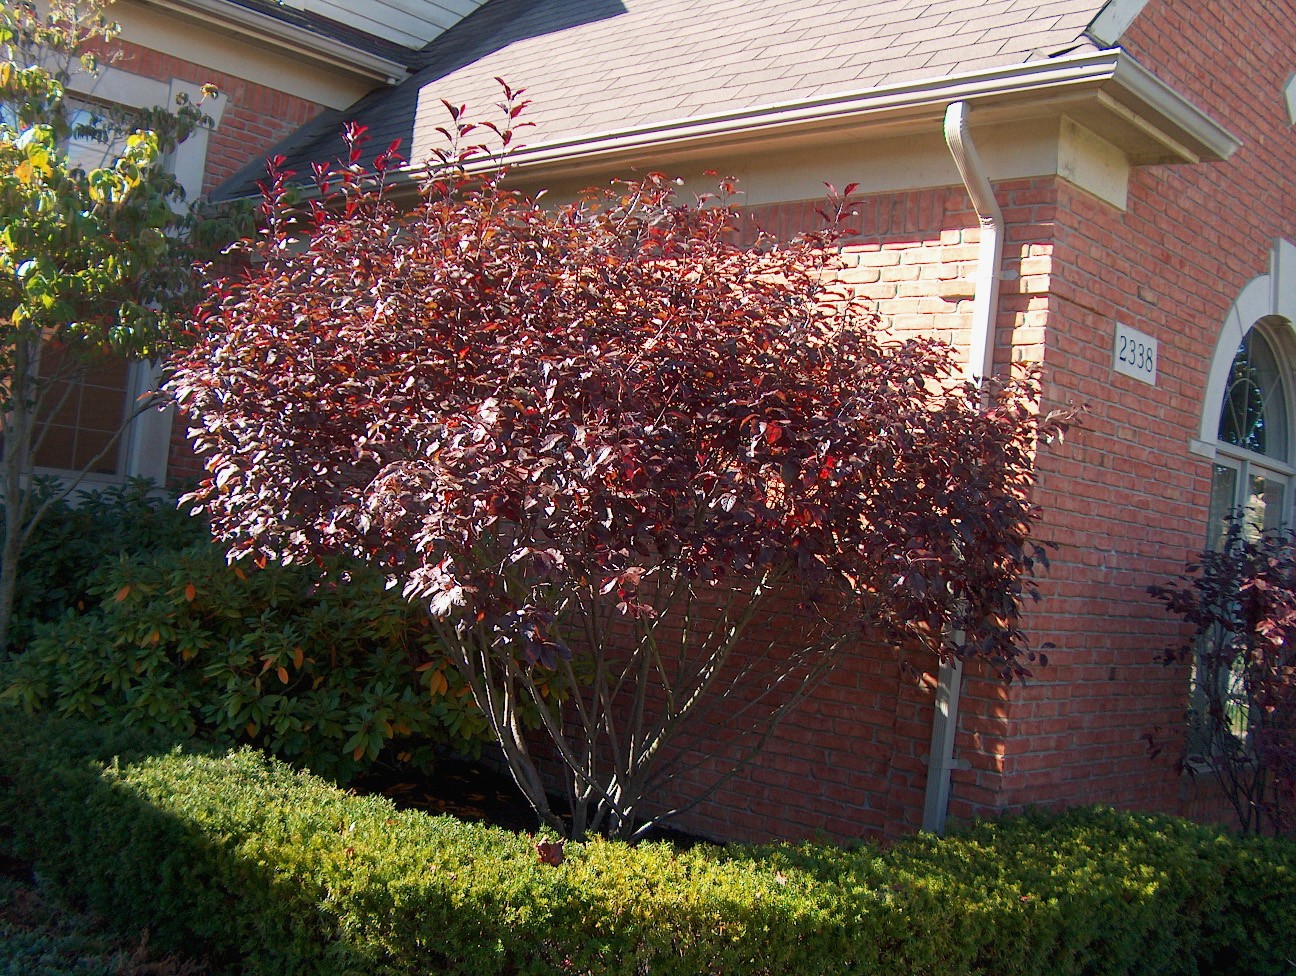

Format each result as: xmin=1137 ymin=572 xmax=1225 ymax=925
xmin=1192 ymin=242 xmax=1296 ymax=765
xmin=27 ymin=67 xmax=225 ymax=488
xmin=1209 ymin=320 xmax=1296 ymax=538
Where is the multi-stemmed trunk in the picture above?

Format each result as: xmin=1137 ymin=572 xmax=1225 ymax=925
xmin=435 ymin=565 xmax=848 ymax=841
xmin=0 ymin=338 xmax=37 ymax=655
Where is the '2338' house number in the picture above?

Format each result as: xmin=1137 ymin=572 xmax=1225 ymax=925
xmin=1113 ymin=323 xmax=1157 ymax=385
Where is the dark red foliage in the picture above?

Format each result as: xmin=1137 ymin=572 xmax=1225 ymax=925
xmin=535 ymin=838 xmax=565 ymax=866
xmin=1151 ymin=520 xmax=1296 ymax=836
xmin=169 ymin=97 xmax=1064 ymax=682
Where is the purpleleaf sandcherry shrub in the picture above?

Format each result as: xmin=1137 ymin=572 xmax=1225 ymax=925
xmin=1151 ymin=518 xmax=1296 ymax=836
xmin=169 ymin=88 xmax=1070 ymax=839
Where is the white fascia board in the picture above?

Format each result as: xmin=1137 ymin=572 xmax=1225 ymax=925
xmin=448 ymin=48 xmax=1238 ymax=181
xmin=1106 ymin=53 xmax=1240 ymax=161
xmin=1086 ymin=0 xmax=1154 ymax=47
xmin=139 ymin=0 xmax=409 ymax=85
xmin=255 ymin=49 xmax=1237 ymax=203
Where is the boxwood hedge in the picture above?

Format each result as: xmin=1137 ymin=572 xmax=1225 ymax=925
xmin=0 ymin=707 xmax=1291 ymax=975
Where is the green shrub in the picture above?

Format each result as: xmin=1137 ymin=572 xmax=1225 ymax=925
xmin=4 ymin=542 xmax=488 ymax=780
xmin=6 ymin=478 xmax=205 ymax=649
xmin=1 ymin=708 xmax=1292 ymax=976
xmin=0 ymin=874 xmax=199 ymax=975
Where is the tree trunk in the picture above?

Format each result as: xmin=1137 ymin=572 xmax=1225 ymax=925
xmin=0 ymin=339 xmax=34 ymax=655
xmin=0 ymin=522 xmax=22 ymax=654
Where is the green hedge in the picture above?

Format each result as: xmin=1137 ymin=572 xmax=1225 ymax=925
xmin=1 ymin=709 xmax=1292 ymax=976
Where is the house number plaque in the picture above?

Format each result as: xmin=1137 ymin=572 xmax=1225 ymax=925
xmin=1113 ymin=322 xmax=1157 ymax=385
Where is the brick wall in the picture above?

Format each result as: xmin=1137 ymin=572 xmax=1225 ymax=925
xmin=106 ymin=39 xmax=329 ymax=194
xmin=650 ymin=637 xmax=930 ymax=843
xmin=993 ymin=0 xmax=1296 ymax=824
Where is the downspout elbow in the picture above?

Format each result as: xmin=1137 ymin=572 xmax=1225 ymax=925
xmin=942 ymin=101 xmax=1004 ymax=385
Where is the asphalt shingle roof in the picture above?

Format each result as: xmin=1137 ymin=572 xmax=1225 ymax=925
xmin=213 ymin=0 xmax=1112 ymax=200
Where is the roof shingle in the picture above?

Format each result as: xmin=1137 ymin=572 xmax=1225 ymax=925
xmin=213 ymin=0 xmax=1112 ymax=200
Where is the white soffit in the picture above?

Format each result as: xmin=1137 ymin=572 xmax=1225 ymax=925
xmin=1059 ymin=116 xmax=1129 ymax=209
xmin=1086 ymin=0 xmax=1154 ymax=47
xmin=279 ymin=0 xmax=491 ymax=49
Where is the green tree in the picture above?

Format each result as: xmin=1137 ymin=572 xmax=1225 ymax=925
xmin=0 ymin=0 xmax=222 ymax=651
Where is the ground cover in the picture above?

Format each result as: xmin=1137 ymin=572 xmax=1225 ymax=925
xmin=0 ymin=864 xmax=205 ymax=975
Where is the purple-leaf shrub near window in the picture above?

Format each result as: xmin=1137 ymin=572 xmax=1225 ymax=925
xmin=1151 ymin=519 xmax=1296 ymax=836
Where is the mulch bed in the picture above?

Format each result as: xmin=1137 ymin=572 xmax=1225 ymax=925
xmin=352 ymin=756 xmax=542 ymax=833
xmin=351 ymin=756 xmax=712 ymax=846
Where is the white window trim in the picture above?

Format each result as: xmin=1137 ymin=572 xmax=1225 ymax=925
xmin=1192 ymin=241 xmax=1296 ymax=553
xmin=67 ymin=66 xmax=227 ymax=202
xmin=39 ymin=66 xmax=226 ymax=488
xmin=1196 ymin=239 xmax=1296 ymax=451
xmin=1214 ymin=440 xmax=1296 ymax=480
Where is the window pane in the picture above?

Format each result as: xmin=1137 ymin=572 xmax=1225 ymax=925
xmin=1244 ymin=472 xmax=1286 ymax=539
xmin=1218 ymin=328 xmax=1288 ymax=459
xmin=1207 ymin=463 xmax=1239 ymax=550
xmin=64 ymin=98 xmax=132 ymax=174
xmin=32 ymin=351 xmax=130 ymax=477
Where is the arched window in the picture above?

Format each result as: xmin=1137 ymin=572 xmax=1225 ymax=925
xmin=1207 ymin=318 xmax=1295 ymax=547
xmin=1191 ymin=243 xmax=1296 ymax=760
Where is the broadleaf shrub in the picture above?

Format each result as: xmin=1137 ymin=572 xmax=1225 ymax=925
xmin=4 ymin=542 xmax=489 ymax=780
xmin=4 ymin=478 xmax=204 ymax=650
xmin=1 ymin=708 xmax=1292 ymax=976
xmin=6 ymin=481 xmax=493 ymax=779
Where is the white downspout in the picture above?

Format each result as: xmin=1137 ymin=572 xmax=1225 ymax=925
xmin=946 ymin=100 xmax=1004 ymax=387
xmin=921 ymin=101 xmax=1004 ymax=834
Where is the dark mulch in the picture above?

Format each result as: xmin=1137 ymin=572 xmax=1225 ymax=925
xmin=352 ymin=756 xmax=542 ymax=833
xmin=351 ymin=756 xmax=713 ymax=846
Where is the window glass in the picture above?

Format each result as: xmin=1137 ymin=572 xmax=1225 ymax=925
xmin=1206 ymin=463 xmax=1239 ymax=550
xmin=1218 ymin=328 xmax=1288 ymax=459
xmin=1244 ymin=472 xmax=1286 ymax=539
xmin=64 ymin=97 xmax=133 ymax=174
xmin=32 ymin=348 xmax=130 ymax=477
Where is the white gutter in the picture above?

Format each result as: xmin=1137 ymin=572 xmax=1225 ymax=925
xmin=139 ymin=0 xmax=409 ymax=86
xmin=459 ymin=48 xmax=1238 ymax=178
xmin=921 ymin=101 xmax=1003 ymax=835
xmin=218 ymin=47 xmax=1238 ymax=203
